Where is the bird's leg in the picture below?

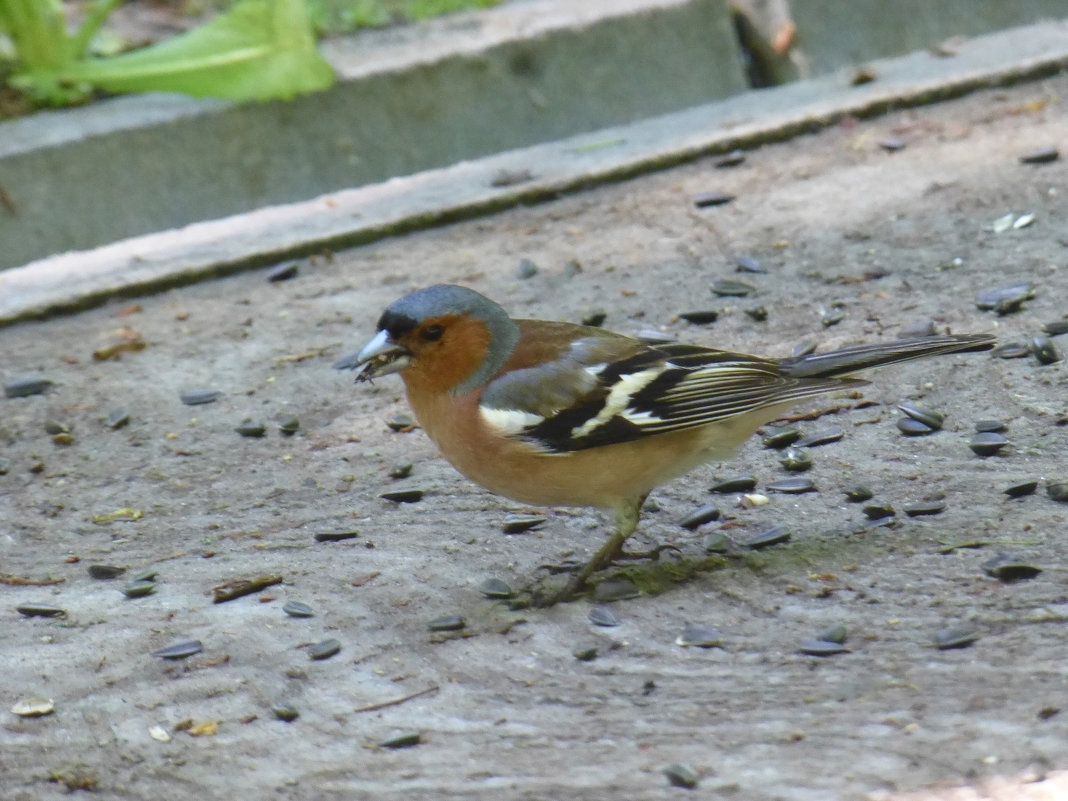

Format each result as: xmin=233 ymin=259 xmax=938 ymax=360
xmin=537 ymin=496 xmax=644 ymax=606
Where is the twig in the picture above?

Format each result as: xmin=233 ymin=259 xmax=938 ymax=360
xmin=354 ymin=685 xmax=439 ymax=713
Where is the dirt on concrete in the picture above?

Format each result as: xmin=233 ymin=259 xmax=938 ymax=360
xmin=1 ymin=75 xmax=1067 ymax=801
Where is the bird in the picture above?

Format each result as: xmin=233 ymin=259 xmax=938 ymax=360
xmin=345 ymin=283 xmax=995 ymax=605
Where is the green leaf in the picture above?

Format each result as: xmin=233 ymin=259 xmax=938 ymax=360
xmin=37 ymin=0 xmax=334 ymax=101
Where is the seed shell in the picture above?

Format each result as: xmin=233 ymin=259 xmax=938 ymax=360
xmin=308 ymin=638 xmax=341 ymax=660
xmin=180 ymin=388 xmax=222 ymax=406
xmin=716 ymin=149 xmax=746 ymax=168
xmin=735 ymin=255 xmax=764 ymax=273
xmin=427 ymin=614 xmax=465 ymax=632
xmin=933 ymin=627 xmax=979 ymax=650
xmin=844 ymin=485 xmax=874 ymax=503
xmin=1047 ymin=481 xmax=1068 ymax=503
xmin=766 ymin=477 xmax=816 ymax=494
xmin=711 ymin=475 xmax=757 ymax=493
xmin=501 ymin=515 xmax=546 ymax=534
xmin=152 ymin=640 xmax=203 ymax=660
xmin=795 ymin=426 xmax=844 ymax=447
xmin=702 ymin=532 xmax=730 ymax=553
xmin=379 ymin=489 xmax=424 ymax=503
xmin=277 ymin=416 xmax=300 ymax=435
xmin=678 ymin=504 xmax=721 ymax=530
xmin=271 ymin=702 xmax=300 ymax=722
xmin=235 ymin=419 xmax=267 ymax=438
xmin=897 ymin=417 xmax=935 ymax=436
xmin=693 ymin=190 xmax=734 ymax=208
xmin=675 ymin=623 xmax=724 ymax=648
xmin=588 ymin=606 xmax=620 ymax=627
xmin=314 ymin=530 xmax=359 ymax=542
xmin=762 ymin=427 xmax=802 ymax=449
xmin=283 ymin=601 xmax=315 ymax=618
xmin=742 ymin=525 xmax=790 ymax=549
xmin=799 ymin=639 xmax=850 ymax=656
xmin=816 ymin=624 xmax=848 ymax=644
xmin=975 ymin=419 xmax=1007 ymax=433
xmin=863 ymin=502 xmax=895 ymax=520
xmin=903 ymin=501 xmax=945 ymax=517
xmin=1031 ymin=336 xmax=1061 ymax=365
xmin=678 ymin=310 xmax=719 ymax=324
xmin=1019 ymin=145 xmax=1059 ymax=164
xmin=4 ymin=376 xmax=53 ymax=398
xmin=379 ymin=732 xmax=422 ymax=749
xmin=88 ymin=564 xmax=126 ymax=580
xmin=16 ymin=603 xmax=67 ymax=618
xmin=1004 ymin=480 xmax=1037 ymax=498
xmin=711 ymin=279 xmax=755 ymax=297
xmin=106 ymin=408 xmax=130 ymax=429
xmin=779 ymin=447 xmax=812 ymax=472
xmin=11 ymin=697 xmax=55 ymax=717
xmin=663 ymin=764 xmax=699 ymax=789
xmin=593 ymin=577 xmax=639 ymax=602
xmin=981 ymin=553 xmax=1041 ymax=583
xmin=1041 ymin=320 xmax=1068 ymax=336
xmin=969 ymin=432 xmax=1009 ymax=457
xmin=122 ymin=580 xmax=157 ymax=598
xmin=478 ymin=578 xmax=515 ymax=599
xmin=898 ymin=403 xmax=944 ymax=430
xmin=266 ymin=262 xmax=299 ymax=282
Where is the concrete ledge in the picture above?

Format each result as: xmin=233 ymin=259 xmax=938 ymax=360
xmin=3 ymin=18 xmax=1066 ymax=325
xmin=0 ymin=0 xmax=744 ymax=272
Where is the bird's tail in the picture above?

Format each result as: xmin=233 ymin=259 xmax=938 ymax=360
xmin=778 ymin=334 xmax=996 ymax=379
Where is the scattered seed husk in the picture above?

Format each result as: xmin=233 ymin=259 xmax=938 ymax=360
xmin=379 ymin=489 xmax=424 ymax=503
xmin=152 ymin=640 xmax=203 ymax=660
xmin=1019 ymin=145 xmax=1059 ymax=164
xmin=1004 ymin=480 xmax=1038 ymax=498
xmin=515 ymin=258 xmax=538 ymax=279
xmin=1031 ymin=336 xmax=1061 ymax=365
xmin=904 ymin=501 xmax=945 ymax=517
xmin=981 ymin=553 xmax=1041 ymax=583
xmin=897 ymin=417 xmax=935 ymax=436
xmin=898 ymin=403 xmax=944 ymax=430
xmin=478 ymin=578 xmax=515 ymax=599
xmin=388 ymin=461 xmax=413 ymax=479
xmin=678 ymin=310 xmax=719 ymax=324
xmin=820 ymin=307 xmax=846 ymax=327
xmin=385 ymin=413 xmax=416 ymax=431
xmin=588 ymin=605 xmax=620 ymax=627
xmin=739 ymin=492 xmax=769 ymax=509
xmin=16 ymin=603 xmax=66 ymax=618
xmin=745 ymin=306 xmax=769 ymax=322
xmin=123 ymin=580 xmax=157 ymax=599
xmin=88 ymin=564 xmax=126 ymax=580
xmin=844 ymin=485 xmax=874 ymax=503
xmin=742 ymin=525 xmax=790 ymax=549
xmin=235 ymin=419 xmax=266 ymax=438
xmin=212 ymin=574 xmax=283 ymax=603
xmin=106 ymin=408 xmax=130 ymax=429
xmin=149 ymin=725 xmax=171 ymax=742
xmin=779 ymin=447 xmax=812 ymax=472
xmin=711 ymin=279 xmax=755 ymax=297
xmin=1047 ymin=481 xmax=1068 ymax=503
xmin=11 ymin=697 xmax=55 ymax=717
xmin=975 ymin=419 xmax=1007 ymax=433
xmin=663 ymin=763 xmax=699 ymax=790
xmin=573 ymin=645 xmax=599 ymax=661
xmin=763 ymin=426 xmax=802 ymax=449
xmin=735 ymin=255 xmax=765 ymax=273
xmin=863 ymin=502 xmax=895 ymax=520
xmin=43 ymin=420 xmax=69 ymax=435
xmin=767 ymin=477 xmax=816 ymax=494
xmin=970 ymin=432 xmax=1009 ymax=457
xmin=594 ymin=577 xmax=639 ymax=602
xmin=976 ymin=282 xmax=1034 ymax=315
xmin=796 ymin=426 xmax=844 ymax=448
xmin=267 ymin=262 xmax=299 ymax=282
xmin=993 ymin=341 xmax=1031 ymax=359
xmin=1013 ymin=213 xmax=1036 ymax=230
xmin=816 ymin=624 xmax=848 ymax=644
xmin=502 ymin=515 xmax=546 ymax=534
xmin=716 ymin=149 xmax=746 ymax=168
xmin=675 ymin=623 xmax=724 ymax=648
xmin=581 ymin=310 xmax=607 ymax=327
xmin=863 ymin=515 xmax=896 ymax=530
xmin=52 ymin=432 xmax=74 ymax=446
xmin=799 ymin=639 xmax=850 ymax=656
xmin=283 ymin=601 xmax=315 ymax=618
xmin=711 ymin=475 xmax=757 ymax=493
xmin=1041 ymin=320 xmax=1068 ymax=336
xmin=933 ymin=626 xmax=979 ymax=650
xmin=693 ymin=190 xmax=734 ymax=208
xmin=379 ymin=732 xmax=422 ymax=749
xmin=314 ymin=530 xmax=359 ymax=544
xmin=271 ymin=702 xmax=299 ymax=721
xmin=792 ymin=340 xmax=817 ymax=358
xmin=4 ymin=376 xmax=53 ymax=398
xmin=702 ymin=532 xmax=730 ymax=553
xmin=308 ymin=638 xmax=341 ymax=660
xmin=991 ymin=213 xmax=1015 ymax=233
xmin=878 ymin=136 xmax=906 ymax=152
xmin=427 ymin=614 xmax=465 ymax=632
xmin=678 ymin=504 xmax=721 ymax=530
xmin=277 ymin=415 xmax=300 ymax=435
xmin=180 ymin=388 xmax=222 ymax=406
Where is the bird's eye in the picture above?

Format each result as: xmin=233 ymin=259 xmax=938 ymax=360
xmin=421 ymin=324 xmax=444 ymax=342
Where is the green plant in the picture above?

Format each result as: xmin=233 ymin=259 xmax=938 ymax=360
xmin=0 ymin=0 xmax=334 ymax=106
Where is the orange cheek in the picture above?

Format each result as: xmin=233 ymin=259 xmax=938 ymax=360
xmin=403 ymin=316 xmax=491 ymax=395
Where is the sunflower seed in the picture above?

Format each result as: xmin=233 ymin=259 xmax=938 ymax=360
xmin=581 ymin=310 xmax=607 ymax=327
xmin=792 ymin=340 xmax=817 ymax=358
xmin=1041 ymin=320 xmax=1068 ymax=336
xmin=694 ymin=190 xmax=734 ymax=208
xmin=283 ymin=601 xmax=315 ymax=618
xmin=897 ymin=417 xmax=935 ymax=436
xmin=976 ymin=282 xmax=1034 ymax=315
xmin=745 ymin=306 xmax=769 ymax=322
xmin=779 ymin=447 xmax=812 ymax=472
xmin=123 ymin=580 xmax=157 ymax=598
xmin=904 ymin=501 xmax=945 ymax=516
xmin=1019 ymin=145 xmax=1059 ymax=164
xmin=12 ymin=697 xmax=55 ymax=716
xmin=271 ymin=702 xmax=300 ymax=722
xmin=132 ymin=568 xmax=158 ymax=582
xmin=742 ymin=525 xmax=790 ymax=549
xmin=898 ymin=403 xmax=943 ymax=430
xmin=933 ymin=627 xmax=978 ymax=650
xmin=88 ymin=564 xmax=126 ymax=580
xmin=878 ymin=136 xmax=906 ymax=151
xmin=675 ymin=623 xmax=724 ymax=648
xmin=821 ymin=307 xmax=846 ymax=327
xmin=975 ymin=419 xmax=1007 ymax=433
xmin=1004 ymin=480 xmax=1037 ymax=498
xmin=1048 ymin=481 xmax=1068 ymax=503
xmin=179 ymin=388 xmax=222 ymax=405
xmin=816 ymin=624 xmax=848 ymax=644
xmin=981 ymin=553 xmax=1041 ymax=582
xmin=970 ymin=432 xmax=1009 ymax=457
xmin=16 ymin=603 xmax=66 ymax=618
xmin=594 ymin=577 xmax=639 ymax=602
xmin=735 ymin=255 xmax=764 ymax=273
xmin=573 ymin=645 xmax=599 ymax=661
xmin=763 ymin=427 xmax=802 ymax=449
xmin=106 ymin=408 xmax=130 ymax=429
xmin=1013 ymin=213 xmax=1036 ymax=230
xmin=1031 ymin=336 xmax=1061 ymax=365
xmin=588 ymin=606 xmax=620 ymax=627
xmin=678 ymin=504 xmax=721 ymax=530
xmin=267 ymin=262 xmax=299 ymax=282
xmin=711 ymin=279 xmax=755 ymax=297
xmin=152 ymin=640 xmax=202 ymax=659
xmin=385 ymin=413 xmax=416 ymax=431
xmin=844 ymin=485 xmax=874 ymax=503
xmin=379 ymin=489 xmax=424 ymax=503
xmin=993 ymin=341 xmax=1031 ymax=359
xmin=308 ymin=639 xmax=341 ymax=660
xmin=515 ymin=258 xmax=538 ymax=279
xmin=799 ymin=639 xmax=850 ymax=656
xmin=43 ymin=420 xmax=69 ymax=435
xmin=427 ymin=614 xmax=465 ymax=632
xmin=235 ymin=419 xmax=266 ymax=438
xmin=277 ymin=415 xmax=300 ymax=435
xmin=478 ymin=578 xmax=515 ymax=599
xmin=663 ymin=763 xmax=699 ymax=789
xmin=766 ymin=477 xmax=816 ymax=494
xmin=991 ymin=213 xmax=1015 ymax=233
xmin=388 ymin=461 xmax=413 ymax=479
xmin=4 ymin=376 xmax=53 ymax=398
xmin=380 ymin=732 xmax=422 ymax=749
xmin=710 ymin=475 xmax=757 ymax=493
xmin=501 ymin=515 xmax=546 ymax=534
xmin=314 ymin=530 xmax=358 ymax=542
xmin=796 ymin=426 xmax=844 ymax=447
xmin=678 ymin=310 xmax=719 ymax=324
xmin=716 ymin=149 xmax=746 ymax=168
xmin=702 ymin=532 xmax=730 ymax=553
xmin=863 ymin=502 xmax=895 ymax=520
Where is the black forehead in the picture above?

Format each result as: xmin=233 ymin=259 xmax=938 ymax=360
xmin=377 ymin=309 xmax=419 ymax=340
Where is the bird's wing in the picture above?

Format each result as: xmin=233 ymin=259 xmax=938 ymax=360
xmin=480 ymin=339 xmax=859 ymax=453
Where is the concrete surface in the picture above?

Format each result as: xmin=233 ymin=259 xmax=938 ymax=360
xmin=3 ymin=17 xmax=1067 ymax=326
xmin=1 ymin=72 xmax=1066 ymax=800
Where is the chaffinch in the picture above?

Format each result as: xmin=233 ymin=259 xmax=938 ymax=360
xmin=347 ymin=284 xmax=994 ymax=605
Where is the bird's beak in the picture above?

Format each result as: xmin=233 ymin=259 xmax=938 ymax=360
xmin=337 ymin=330 xmax=412 ymax=382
